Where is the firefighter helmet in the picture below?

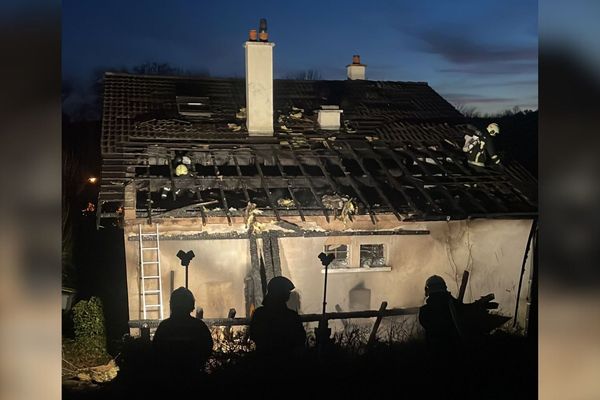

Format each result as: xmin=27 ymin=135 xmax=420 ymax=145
xmin=425 ymin=275 xmax=448 ymax=296
xmin=175 ymin=164 xmax=189 ymax=176
xmin=267 ymin=276 xmax=295 ymax=296
xmin=487 ymin=122 xmax=500 ymax=136
xmin=170 ymin=286 xmax=195 ymax=314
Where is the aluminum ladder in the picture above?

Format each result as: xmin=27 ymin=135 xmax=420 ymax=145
xmin=139 ymin=224 xmax=164 ymax=321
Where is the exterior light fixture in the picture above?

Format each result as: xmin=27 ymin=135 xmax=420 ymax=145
xmin=88 ymin=177 xmax=97 ymax=184
xmin=177 ymin=250 xmax=195 ymax=288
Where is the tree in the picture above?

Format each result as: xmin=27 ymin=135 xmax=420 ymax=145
xmin=454 ymin=103 xmax=481 ymax=118
xmin=131 ymin=62 xmax=210 ymax=77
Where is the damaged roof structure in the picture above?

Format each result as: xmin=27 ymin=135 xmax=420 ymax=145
xmin=97 ymin=75 xmax=536 ymax=227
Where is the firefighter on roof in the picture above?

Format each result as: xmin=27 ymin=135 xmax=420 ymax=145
xmin=463 ymin=122 xmax=501 ymax=167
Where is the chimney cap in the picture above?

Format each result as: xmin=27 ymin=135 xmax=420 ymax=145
xmin=259 ymin=18 xmax=267 ymax=33
xmin=347 ymin=54 xmax=366 ymax=67
xmin=259 ymin=18 xmax=268 ymax=41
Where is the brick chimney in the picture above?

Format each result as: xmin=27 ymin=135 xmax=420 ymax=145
xmin=244 ymin=18 xmax=275 ymax=135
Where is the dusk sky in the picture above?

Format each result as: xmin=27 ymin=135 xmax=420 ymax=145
xmin=62 ymin=0 xmax=538 ymax=114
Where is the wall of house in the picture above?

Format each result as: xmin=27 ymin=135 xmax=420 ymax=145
xmin=125 ymin=236 xmax=250 ymax=322
xmin=279 ymin=219 xmax=534 ymax=331
xmin=123 ymin=218 xmax=533 ymax=333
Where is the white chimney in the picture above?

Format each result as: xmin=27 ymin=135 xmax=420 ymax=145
xmin=244 ymin=19 xmax=274 ymax=136
xmin=347 ymin=54 xmax=366 ymax=80
xmin=317 ymin=105 xmax=343 ymax=130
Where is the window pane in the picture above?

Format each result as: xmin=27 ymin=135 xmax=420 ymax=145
xmin=324 ymin=244 xmax=349 ymax=268
xmin=360 ymin=244 xmax=385 ymax=268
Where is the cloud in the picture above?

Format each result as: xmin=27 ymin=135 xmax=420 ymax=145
xmin=417 ymin=31 xmax=537 ymax=65
xmin=439 ymin=62 xmax=538 ymax=75
xmin=388 ymin=6 xmax=537 ymax=78
xmin=464 ymin=79 xmax=538 ymax=88
xmin=441 ymin=92 xmax=517 ymax=105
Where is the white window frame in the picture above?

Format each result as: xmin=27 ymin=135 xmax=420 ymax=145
xmin=323 ymin=244 xmax=350 ymax=269
xmin=359 ymin=243 xmax=387 ymax=269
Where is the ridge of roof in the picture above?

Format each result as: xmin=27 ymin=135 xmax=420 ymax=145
xmin=103 ymin=71 xmax=430 ymax=86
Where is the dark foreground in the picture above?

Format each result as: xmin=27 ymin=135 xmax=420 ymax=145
xmin=63 ymin=331 xmax=536 ymax=399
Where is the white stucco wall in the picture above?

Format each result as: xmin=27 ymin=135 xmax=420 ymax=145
xmin=124 ymin=218 xmax=534 ymax=332
xmin=125 ymin=238 xmax=250 ymax=321
xmin=279 ymin=219 xmax=534 ymax=329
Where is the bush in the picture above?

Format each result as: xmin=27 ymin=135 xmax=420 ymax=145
xmin=63 ymin=297 xmax=110 ymax=370
xmin=73 ymin=297 xmax=106 ymax=339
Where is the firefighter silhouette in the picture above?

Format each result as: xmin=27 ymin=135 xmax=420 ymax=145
xmin=249 ymin=276 xmax=306 ymax=358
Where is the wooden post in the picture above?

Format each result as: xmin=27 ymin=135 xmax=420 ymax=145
xmin=225 ymin=308 xmax=236 ymax=340
xmin=269 ymin=234 xmax=282 ymax=277
xmin=248 ymin=236 xmax=264 ymax=306
xmin=335 ymin=305 xmax=349 ymax=330
xmin=367 ymin=301 xmax=388 ymax=347
xmin=170 ymin=270 xmax=175 ymax=294
xmin=457 ymin=270 xmax=470 ymax=303
xmin=261 ymin=235 xmax=275 ymax=283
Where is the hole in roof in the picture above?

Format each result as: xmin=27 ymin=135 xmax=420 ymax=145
xmin=260 ymin=164 xmax=281 ymax=176
xmin=323 ymin=161 xmax=345 ymax=177
xmin=301 ymin=164 xmax=323 ymax=176
xmin=341 ymin=158 xmax=364 ymax=175
xmin=363 ymin=158 xmax=382 ymax=175
xmin=135 ymin=165 xmax=170 ymax=177
xmin=281 ymin=165 xmax=301 ymax=176
xmin=293 ymin=188 xmax=318 ymax=208
xmin=176 ymin=96 xmax=212 ymax=117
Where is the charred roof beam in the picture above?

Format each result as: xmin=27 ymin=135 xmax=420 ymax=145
xmin=272 ymin=147 xmax=306 ymax=221
xmin=252 ymin=152 xmax=281 ymax=221
xmin=414 ymin=142 xmax=488 ymax=214
xmin=230 ymin=152 xmax=252 ymax=204
xmin=318 ymin=147 xmax=376 ymax=224
xmin=374 ymin=145 xmax=442 ymax=214
xmin=397 ymin=146 xmax=465 ymax=216
xmin=209 ymin=151 xmax=233 ymax=225
xmin=287 ymin=145 xmax=330 ymax=222
xmin=361 ymin=141 xmax=421 ymax=217
xmin=341 ymin=142 xmax=403 ymax=222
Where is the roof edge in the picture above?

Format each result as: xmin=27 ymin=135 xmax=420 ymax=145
xmin=102 ymin=71 xmax=430 ymax=85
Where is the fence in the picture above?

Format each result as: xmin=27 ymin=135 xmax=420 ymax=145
xmin=129 ymin=301 xmax=420 ymax=346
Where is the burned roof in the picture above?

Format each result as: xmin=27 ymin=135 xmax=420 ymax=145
xmin=98 ymin=72 xmax=537 ymax=226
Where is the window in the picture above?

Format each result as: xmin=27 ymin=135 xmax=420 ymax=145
xmin=176 ymin=96 xmax=212 ymax=117
xmin=323 ymin=244 xmax=349 ymax=268
xmin=360 ymin=244 xmax=385 ymax=268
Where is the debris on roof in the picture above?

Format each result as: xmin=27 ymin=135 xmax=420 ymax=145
xmin=97 ymin=73 xmax=536 ymax=226
xmin=277 ymin=198 xmax=295 ymax=208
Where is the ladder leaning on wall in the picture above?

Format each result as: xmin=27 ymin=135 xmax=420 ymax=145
xmin=138 ymin=224 xmax=164 ymax=321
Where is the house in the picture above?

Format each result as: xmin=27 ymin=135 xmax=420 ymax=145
xmin=97 ymin=23 xmax=537 ymax=335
